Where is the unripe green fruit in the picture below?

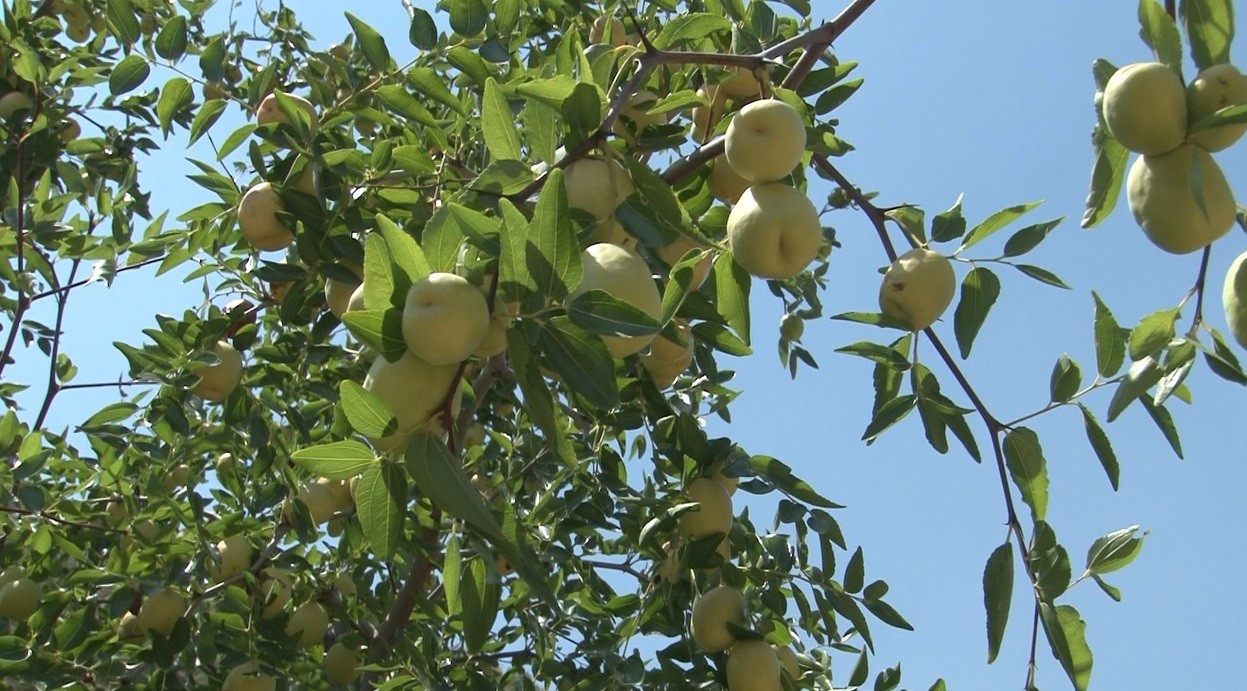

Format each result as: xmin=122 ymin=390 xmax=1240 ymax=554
xmin=1222 ymin=250 xmax=1247 ymax=349
xmin=690 ymin=585 xmax=746 ymax=653
xmin=1102 ymin=62 xmax=1187 ymax=155
xmin=780 ymin=313 xmax=804 ymax=341
xmin=678 ymin=477 xmax=733 ymax=539
xmin=0 ymin=577 xmax=41 ymax=619
xmin=1186 ymin=63 xmax=1247 ymax=152
xmin=878 ymin=248 xmax=956 ymax=331
xmin=1126 ymin=143 xmax=1236 ymax=254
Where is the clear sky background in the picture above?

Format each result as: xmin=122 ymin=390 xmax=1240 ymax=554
xmin=11 ymin=1 xmax=1246 ymax=690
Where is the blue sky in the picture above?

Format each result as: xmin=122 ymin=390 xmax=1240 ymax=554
xmin=13 ymin=1 xmax=1246 ymax=689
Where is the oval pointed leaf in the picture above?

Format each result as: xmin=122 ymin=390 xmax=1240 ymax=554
xmin=339 ymin=380 xmax=397 ymax=438
xmin=954 ymin=267 xmax=1001 ymax=359
xmin=291 ymin=441 xmax=377 ymax=479
xmin=345 ymin=12 xmax=391 ymax=70
xmin=983 ymin=543 xmax=1014 ymax=663
xmin=1003 ymin=427 xmax=1049 ymax=521
xmin=109 ymin=55 xmax=150 ymax=96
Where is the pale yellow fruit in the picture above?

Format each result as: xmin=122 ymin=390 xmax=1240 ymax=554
xmin=1186 ymin=63 xmax=1247 ymax=152
xmin=192 ymin=340 xmax=243 ymax=402
xmin=208 ymin=534 xmax=252 ymax=583
xmin=472 ymin=302 xmax=514 ymax=358
xmin=727 ymin=640 xmax=783 ymax=691
xmin=725 ymin=99 xmax=807 ymax=183
xmin=564 ymin=157 xmax=636 ymax=245
xmin=656 ymin=541 xmax=684 ymax=583
xmin=641 ymin=319 xmax=694 ymax=389
xmin=589 ymin=16 xmax=627 ymax=47
xmin=285 ymin=600 xmax=328 ymax=648
xmin=105 ymin=500 xmax=127 ymax=527
xmin=203 ymin=82 xmax=227 ymax=101
xmin=333 ymin=572 xmax=357 ymax=598
xmin=1102 ymin=62 xmax=1187 ymax=155
xmin=709 ymin=154 xmax=751 ymax=205
xmin=325 ymin=641 xmax=360 ymax=684
xmin=60 ymin=118 xmax=81 ymax=144
xmin=657 ymin=233 xmax=713 ymax=291
xmin=0 ymin=567 xmax=25 ymax=586
xmin=1222 ymin=250 xmax=1247 ymax=348
xmin=238 ymin=182 xmax=293 ymax=252
xmin=286 ymin=480 xmax=341 ymax=524
xmin=1127 ymin=143 xmax=1236 ymax=254
xmin=292 ymin=164 xmax=316 ymax=195
xmin=690 ymin=585 xmax=746 ymax=653
xmin=258 ymin=570 xmax=291 ymax=619
xmin=615 ymin=89 xmax=669 ymax=143
xmin=65 ymin=22 xmax=91 ymax=43
xmin=137 ymin=589 xmax=185 ymax=637
xmin=678 ymin=477 xmax=733 ymax=539
xmin=568 ymin=243 xmax=662 ymax=358
xmin=691 ymin=86 xmax=727 ymax=144
xmin=878 ymin=248 xmax=956 ymax=331
xmin=118 ymin=611 xmax=143 ymax=639
xmin=401 ymin=272 xmax=491 ymax=365
xmin=60 ymin=3 xmax=89 ymax=28
xmin=774 ymin=644 xmax=800 ymax=679
xmin=0 ymin=92 xmax=34 ymax=118
xmin=347 ymin=283 xmax=367 ymax=314
xmin=720 ymin=67 xmax=763 ymax=101
xmin=325 ymin=262 xmax=363 ymax=319
xmin=215 ymin=453 xmax=235 ymax=477
xmin=362 ymin=351 xmax=461 ymax=452
xmin=222 ymin=661 xmax=275 ymax=691
xmin=163 ymin=464 xmax=190 ymax=491
xmin=0 ymin=577 xmax=41 ymax=619
xmin=727 ymin=183 xmax=822 ymax=279
xmin=255 ymin=91 xmax=317 ymax=132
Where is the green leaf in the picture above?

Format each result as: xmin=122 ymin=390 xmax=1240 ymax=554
xmin=443 ymin=533 xmax=462 ymax=617
xmin=959 ymin=200 xmax=1043 ymax=252
xmin=1092 ymin=573 xmax=1123 ymax=601
xmin=291 ymin=441 xmax=377 ymax=479
xmin=747 ymin=455 xmax=841 ymax=509
xmin=1128 ymin=307 xmax=1179 ymax=361
xmin=1138 ymin=0 xmax=1184 ymax=71
xmin=693 ymin=322 xmax=752 ymax=357
xmin=1106 ymin=356 xmax=1163 ymax=422
xmin=622 ymin=158 xmax=687 ymax=231
xmin=844 ymin=547 xmax=865 ymax=593
xmin=215 ymin=123 xmax=256 ymax=161
xmin=339 ymin=381 xmax=397 ymax=439
xmin=482 ymin=78 xmax=522 ymax=161
xmin=653 ymin=13 xmax=732 ymax=48
xmin=1014 ymin=263 xmax=1070 ymax=289
xmin=1082 ymin=124 xmax=1129 ymax=229
xmin=507 ymin=332 xmax=574 ymax=465
xmin=1138 ymin=395 xmax=1184 ymax=458
xmin=953 ymin=267 xmax=1001 ymax=359
xmin=341 ymin=309 xmax=408 ymax=361
xmin=363 ymin=234 xmax=397 ymax=311
xmin=561 ymin=82 xmax=602 ymax=144
xmin=405 ymin=434 xmax=557 ymax=605
xmin=1003 ymin=427 xmax=1049 ymax=521
xmin=528 ymin=168 xmax=582 ymax=301
xmin=448 ymin=0 xmax=488 ymax=37
xmin=862 ymin=395 xmax=916 ymax=443
xmin=345 ymin=12 xmax=391 ymax=70
xmin=459 ymin=557 xmax=499 ymax=653
xmin=567 ymin=289 xmax=661 ymax=338
xmin=408 ymin=7 xmax=438 ymax=50
xmin=1078 ymin=404 xmax=1120 ymax=490
xmin=1202 ymin=328 xmax=1247 ymax=385
xmin=408 ymin=67 xmax=467 ymax=116
xmin=1050 ymin=354 xmax=1083 ymax=403
xmin=1085 ymin=525 xmax=1145 ymax=575
xmin=106 ymin=0 xmax=140 ymax=45
xmin=375 ymin=214 xmax=430 ymax=284
xmin=1029 ymin=521 xmax=1072 ymax=601
xmin=930 ymin=195 xmax=967 ymax=242
xmin=536 ymin=317 xmax=618 ymax=410
xmin=1002 ymin=218 xmax=1063 ymax=257
xmin=154 ymin=15 xmax=188 ymax=60
xmin=1039 ymin=603 xmax=1093 ymax=691
xmin=835 ymin=341 xmax=912 ymax=370
xmin=109 ymin=55 xmax=150 ymax=96
xmin=374 ymin=85 xmax=438 ymax=127
xmin=1092 ymin=292 xmax=1126 ymax=377
xmin=188 ymin=98 xmax=227 ymax=146
xmin=885 ymin=206 xmax=926 ymax=246
xmin=1180 ymin=0 xmax=1236 ymax=69
xmin=983 ymin=542 xmax=1013 ymax=663
xmin=156 ymin=77 xmax=192 ymax=136
xmin=714 ymin=252 xmax=752 ymax=346
xmin=497 ymin=199 xmax=535 ymax=305
xmin=356 ymin=462 xmax=406 ymax=559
